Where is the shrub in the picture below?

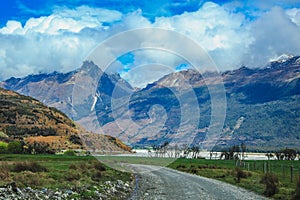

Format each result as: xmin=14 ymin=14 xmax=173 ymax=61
xmin=189 ymin=166 xmax=198 ymax=174
xmin=91 ymin=171 xmax=102 ymax=181
xmin=235 ymin=168 xmax=248 ymax=183
xmin=0 ymin=141 xmax=8 ymax=154
xmin=190 ymin=168 xmax=197 ymax=174
xmin=12 ymin=161 xmax=48 ymax=173
xmin=293 ymin=176 xmax=300 ymax=200
xmin=176 ymin=164 xmax=186 ymax=169
xmin=93 ymin=161 xmax=106 ymax=171
xmin=30 ymin=142 xmax=55 ymax=154
xmin=69 ymin=135 xmax=82 ymax=145
xmin=13 ymin=171 xmax=43 ymax=187
xmin=64 ymin=150 xmax=76 ymax=156
xmin=0 ymin=163 xmax=10 ymax=179
xmin=79 ymin=162 xmax=86 ymax=169
xmin=260 ymin=173 xmax=279 ymax=196
xmin=69 ymin=163 xmax=77 ymax=170
xmin=7 ymin=141 xmax=23 ymax=154
xmin=65 ymin=170 xmax=81 ymax=181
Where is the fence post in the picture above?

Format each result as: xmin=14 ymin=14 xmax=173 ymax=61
xmin=264 ymin=162 xmax=267 ymax=174
xmin=291 ymin=165 xmax=294 ymax=183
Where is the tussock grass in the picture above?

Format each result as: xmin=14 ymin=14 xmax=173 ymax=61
xmin=12 ymin=161 xmax=48 ymax=173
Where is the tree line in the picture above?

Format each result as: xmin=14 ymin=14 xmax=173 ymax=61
xmin=219 ymin=143 xmax=299 ymax=161
xmin=0 ymin=140 xmax=55 ymax=154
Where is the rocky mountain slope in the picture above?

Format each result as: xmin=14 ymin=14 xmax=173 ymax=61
xmin=1 ymin=61 xmax=133 ymax=121
xmin=0 ymin=88 xmax=131 ymax=153
xmin=136 ymin=56 xmax=300 ymax=150
xmin=2 ymin=56 xmax=300 ymax=150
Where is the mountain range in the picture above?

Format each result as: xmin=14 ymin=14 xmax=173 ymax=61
xmin=1 ymin=56 xmax=300 ymax=151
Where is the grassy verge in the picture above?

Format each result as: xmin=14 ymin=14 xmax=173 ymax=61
xmin=0 ymin=154 xmax=132 ymax=190
xmin=168 ymin=158 xmax=300 ymax=200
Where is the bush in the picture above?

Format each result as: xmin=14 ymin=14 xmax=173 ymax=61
xmin=30 ymin=142 xmax=55 ymax=154
xmin=12 ymin=161 xmax=48 ymax=173
xmin=65 ymin=170 xmax=81 ymax=181
xmin=64 ymin=150 xmax=76 ymax=156
xmin=260 ymin=173 xmax=279 ymax=196
xmin=7 ymin=141 xmax=23 ymax=154
xmin=176 ymin=164 xmax=186 ymax=169
xmin=69 ymin=135 xmax=82 ymax=145
xmin=0 ymin=141 xmax=8 ymax=154
xmin=91 ymin=171 xmax=102 ymax=181
xmin=235 ymin=168 xmax=248 ymax=183
xmin=69 ymin=163 xmax=77 ymax=170
xmin=0 ymin=163 xmax=10 ymax=179
xmin=189 ymin=166 xmax=198 ymax=174
xmin=93 ymin=161 xmax=106 ymax=171
xmin=13 ymin=171 xmax=44 ymax=187
xmin=293 ymin=176 xmax=300 ymax=200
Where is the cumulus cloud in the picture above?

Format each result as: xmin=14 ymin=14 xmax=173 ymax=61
xmin=0 ymin=2 xmax=300 ymax=87
xmin=0 ymin=6 xmax=122 ymax=80
xmin=244 ymin=6 xmax=300 ymax=67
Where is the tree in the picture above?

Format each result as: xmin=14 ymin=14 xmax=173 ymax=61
xmin=220 ymin=145 xmax=241 ymax=160
xmin=283 ymin=148 xmax=297 ymax=160
xmin=182 ymin=144 xmax=191 ymax=158
xmin=174 ymin=144 xmax=180 ymax=158
xmin=30 ymin=141 xmax=55 ymax=154
xmin=64 ymin=149 xmax=76 ymax=156
xmin=266 ymin=153 xmax=274 ymax=160
xmin=69 ymin=135 xmax=82 ymax=145
xmin=191 ymin=146 xmax=200 ymax=159
xmin=275 ymin=152 xmax=284 ymax=160
xmin=220 ymin=151 xmax=230 ymax=160
xmin=7 ymin=141 xmax=23 ymax=154
xmin=241 ymin=142 xmax=246 ymax=160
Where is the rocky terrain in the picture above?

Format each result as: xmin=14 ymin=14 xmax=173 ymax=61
xmin=0 ymin=180 xmax=132 ymax=200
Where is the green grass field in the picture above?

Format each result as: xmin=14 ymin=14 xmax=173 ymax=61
xmin=1 ymin=154 xmax=300 ymax=199
xmin=0 ymin=154 xmax=132 ymax=190
xmin=168 ymin=158 xmax=300 ymax=200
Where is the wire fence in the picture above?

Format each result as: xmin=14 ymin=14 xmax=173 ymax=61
xmin=237 ymin=160 xmax=300 ymax=183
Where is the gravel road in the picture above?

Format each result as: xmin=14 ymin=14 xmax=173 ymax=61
xmin=129 ymin=164 xmax=268 ymax=200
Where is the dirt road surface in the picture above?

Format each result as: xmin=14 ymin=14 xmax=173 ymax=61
xmin=129 ymin=164 xmax=268 ymax=200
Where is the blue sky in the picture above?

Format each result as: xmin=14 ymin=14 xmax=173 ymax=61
xmin=2 ymin=0 xmax=300 ymax=27
xmin=0 ymin=0 xmax=300 ymax=87
xmin=0 ymin=0 xmax=227 ymax=27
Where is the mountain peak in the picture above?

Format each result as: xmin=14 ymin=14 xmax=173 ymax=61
xmin=270 ymin=54 xmax=294 ymax=63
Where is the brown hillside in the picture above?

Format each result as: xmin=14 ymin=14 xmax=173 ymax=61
xmin=0 ymin=88 xmax=78 ymax=137
xmin=0 ymin=88 xmax=131 ymax=153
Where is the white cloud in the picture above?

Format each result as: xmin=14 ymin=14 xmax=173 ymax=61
xmin=244 ymin=7 xmax=300 ymax=67
xmin=0 ymin=6 xmax=122 ymax=80
xmin=0 ymin=2 xmax=299 ymax=86
xmin=0 ymin=21 xmax=23 ymax=34
xmin=286 ymin=8 xmax=300 ymax=26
